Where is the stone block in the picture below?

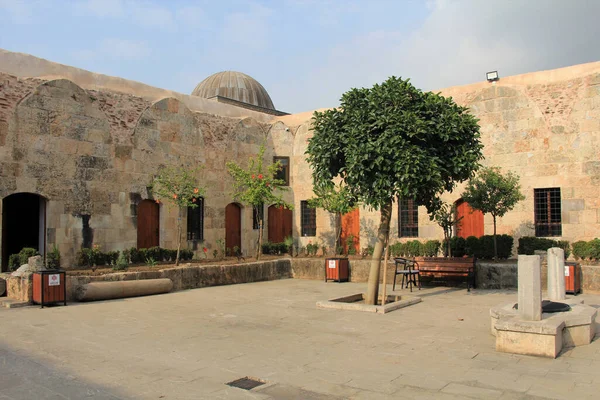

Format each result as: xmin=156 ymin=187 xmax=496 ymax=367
xmin=518 ymin=255 xmax=542 ymax=321
xmin=495 ymin=316 xmax=563 ymax=358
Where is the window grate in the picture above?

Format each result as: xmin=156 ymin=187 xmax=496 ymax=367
xmin=399 ymin=198 xmax=418 ymax=238
xmin=187 ymin=197 xmax=204 ymax=241
xmin=301 ymin=200 xmax=316 ymax=237
xmin=534 ymin=188 xmax=561 ymax=237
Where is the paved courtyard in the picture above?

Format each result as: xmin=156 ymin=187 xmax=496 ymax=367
xmin=1 ymin=279 xmax=600 ymax=399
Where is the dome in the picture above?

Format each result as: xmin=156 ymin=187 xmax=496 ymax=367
xmin=192 ymin=71 xmax=275 ymax=110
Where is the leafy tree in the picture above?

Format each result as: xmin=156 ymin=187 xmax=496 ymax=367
xmin=308 ymin=182 xmax=357 ymax=253
xmin=461 ymin=166 xmax=525 ymax=260
xmin=307 ymin=77 xmax=483 ymax=305
xmin=432 ymin=203 xmax=462 ymax=257
xmin=152 ymin=165 xmax=205 ymax=266
xmin=227 ymin=145 xmax=292 ymax=260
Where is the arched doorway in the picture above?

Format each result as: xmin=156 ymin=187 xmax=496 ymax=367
xmin=341 ymin=208 xmax=360 ymax=254
xmin=268 ymin=205 xmax=292 ymax=243
xmin=137 ymin=200 xmax=159 ymax=249
xmin=225 ymin=203 xmax=241 ymax=255
xmin=455 ymin=199 xmax=484 ymax=238
xmin=1 ymin=193 xmax=46 ymax=272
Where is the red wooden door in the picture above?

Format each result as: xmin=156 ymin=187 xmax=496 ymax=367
xmin=225 ymin=203 xmax=241 ymax=253
xmin=341 ymin=208 xmax=360 ymax=253
xmin=137 ymin=200 xmax=159 ymax=248
xmin=268 ymin=205 xmax=292 ymax=243
xmin=455 ymin=199 xmax=484 ymax=238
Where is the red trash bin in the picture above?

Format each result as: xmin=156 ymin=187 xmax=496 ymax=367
xmin=325 ymin=258 xmax=349 ymax=282
xmin=564 ymin=262 xmax=581 ymax=295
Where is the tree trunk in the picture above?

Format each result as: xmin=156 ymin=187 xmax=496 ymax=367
xmin=380 ymin=232 xmax=390 ymax=306
xmin=335 ymin=212 xmax=342 ymax=254
xmin=256 ymin=218 xmax=263 ymax=260
xmin=493 ymin=214 xmax=497 ymax=261
xmin=175 ymin=213 xmax=181 ymax=266
xmin=365 ymin=200 xmax=392 ymax=305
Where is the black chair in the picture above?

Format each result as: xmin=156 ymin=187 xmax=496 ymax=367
xmin=393 ymin=257 xmax=421 ymax=292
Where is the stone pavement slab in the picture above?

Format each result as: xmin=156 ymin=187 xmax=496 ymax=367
xmin=1 ymin=279 xmax=600 ymax=399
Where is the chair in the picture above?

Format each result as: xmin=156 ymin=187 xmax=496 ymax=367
xmin=393 ymin=257 xmax=421 ymax=292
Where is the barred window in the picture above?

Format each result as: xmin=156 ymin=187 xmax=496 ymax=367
xmin=274 ymin=157 xmax=290 ymax=186
xmin=534 ymin=188 xmax=562 ymax=237
xmin=187 ymin=197 xmax=204 ymax=241
xmin=253 ymin=203 xmax=264 ymax=230
xmin=301 ymin=200 xmax=316 ymax=237
xmin=399 ymin=198 xmax=419 ymax=238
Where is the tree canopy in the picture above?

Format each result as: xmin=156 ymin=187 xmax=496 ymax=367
xmin=306 ymin=76 xmax=483 ymax=304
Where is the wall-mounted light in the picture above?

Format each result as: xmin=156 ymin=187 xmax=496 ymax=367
xmin=486 ymin=71 xmax=499 ymax=82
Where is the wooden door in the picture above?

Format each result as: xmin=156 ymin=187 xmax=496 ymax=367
xmin=137 ymin=200 xmax=159 ymax=249
xmin=455 ymin=199 xmax=484 ymax=238
xmin=268 ymin=205 xmax=292 ymax=243
xmin=225 ymin=203 xmax=241 ymax=254
xmin=341 ymin=208 xmax=360 ymax=253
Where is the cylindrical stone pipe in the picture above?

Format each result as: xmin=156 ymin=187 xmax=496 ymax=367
xmin=75 ymin=279 xmax=173 ymax=302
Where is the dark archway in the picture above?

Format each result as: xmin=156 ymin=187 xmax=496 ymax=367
xmin=455 ymin=198 xmax=484 ymax=238
xmin=1 ymin=193 xmax=46 ymax=272
xmin=225 ymin=203 xmax=242 ymax=255
xmin=268 ymin=205 xmax=292 ymax=244
xmin=137 ymin=200 xmax=160 ymax=249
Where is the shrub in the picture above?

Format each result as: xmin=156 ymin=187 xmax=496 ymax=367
xmin=8 ymin=247 xmax=40 ymax=270
xmin=113 ymin=251 xmax=129 ymax=271
xmin=306 ymin=243 xmax=319 ymax=256
xmin=518 ymin=236 xmax=570 ymax=258
xmin=146 ymin=247 xmax=162 ymax=262
xmin=46 ymin=245 xmax=61 ymax=270
xmin=586 ymin=239 xmax=600 ymax=261
xmin=105 ymin=251 xmax=119 ymax=266
xmin=8 ymin=254 xmax=21 ymax=271
xmin=180 ymin=249 xmax=194 ymax=261
xmin=449 ymin=237 xmax=466 ymax=257
xmin=389 ymin=242 xmax=404 ymax=258
xmin=405 ymin=240 xmax=424 ymax=257
xmin=423 ymin=240 xmax=441 ymax=257
xmin=572 ymin=241 xmax=589 ymax=260
xmin=129 ymin=248 xmax=142 ymax=264
xmin=495 ymin=235 xmax=514 ymax=259
xmin=465 ymin=236 xmax=481 ymax=258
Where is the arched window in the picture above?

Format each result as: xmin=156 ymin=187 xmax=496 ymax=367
xmin=187 ymin=197 xmax=204 ymax=241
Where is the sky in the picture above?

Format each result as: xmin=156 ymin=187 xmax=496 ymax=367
xmin=1 ymin=0 xmax=599 ymax=114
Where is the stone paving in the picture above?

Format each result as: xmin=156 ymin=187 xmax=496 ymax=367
xmin=1 ymin=279 xmax=600 ymax=399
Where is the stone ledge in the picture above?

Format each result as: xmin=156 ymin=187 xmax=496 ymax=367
xmin=495 ymin=315 xmax=564 ymax=335
xmin=316 ymin=293 xmax=421 ymax=314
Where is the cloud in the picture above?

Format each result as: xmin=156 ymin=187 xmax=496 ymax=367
xmin=222 ymin=3 xmax=275 ymax=52
xmin=0 ymin=0 xmax=44 ymax=23
xmin=281 ymin=0 xmax=600 ymax=112
xmin=73 ymin=0 xmax=125 ymax=18
xmin=73 ymin=38 xmax=151 ymax=62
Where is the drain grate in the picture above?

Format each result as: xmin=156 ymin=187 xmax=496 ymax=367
xmin=226 ymin=376 xmax=266 ymax=390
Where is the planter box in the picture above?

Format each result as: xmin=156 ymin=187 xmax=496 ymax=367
xmin=33 ymin=271 xmax=67 ymax=308
xmin=325 ymin=258 xmax=349 ymax=282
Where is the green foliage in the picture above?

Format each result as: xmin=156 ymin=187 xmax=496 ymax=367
xmin=151 ymin=164 xmax=205 ymax=266
xmin=146 ymin=257 xmax=157 ymax=266
xmin=308 ymin=183 xmax=357 ymax=248
xmin=307 ymin=76 xmax=483 ymax=214
xmin=444 ymin=237 xmax=466 ymax=257
xmin=216 ymin=239 xmax=226 ymax=259
xmin=306 ymin=242 xmax=319 ymax=256
xmin=226 ymin=144 xmax=292 ymax=259
xmin=432 ymin=203 xmax=462 ymax=256
xmin=212 ymin=249 xmax=218 ymax=259
xmin=8 ymin=248 xmax=40 ymax=271
xmin=114 ymin=251 xmax=129 ymax=271
xmin=180 ymin=249 xmax=194 ymax=261
xmin=346 ymin=234 xmax=357 ymax=255
xmin=518 ymin=236 xmax=570 ymax=258
xmin=321 ymin=246 xmax=328 ymax=256
xmin=461 ymin=167 xmax=525 ymax=219
xmin=463 ymin=235 xmax=513 ymax=259
xmin=361 ymin=246 xmax=374 ymax=258
xmin=46 ymin=244 xmax=61 ymax=270
xmin=423 ymin=240 xmax=441 ymax=257
xmin=585 ymin=239 xmax=600 ymax=260
xmin=261 ymin=241 xmax=288 ymax=255
xmin=572 ymin=241 xmax=589 ymax=260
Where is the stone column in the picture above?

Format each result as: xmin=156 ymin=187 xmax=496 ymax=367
xmin=518 ymin=255 xmax=542 ymax=321
xmin=547 ymin=247 xmax=566 ymax=301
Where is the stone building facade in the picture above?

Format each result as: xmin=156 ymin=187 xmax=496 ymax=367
xmin=0 ymin=48 xmax=599 ymax=269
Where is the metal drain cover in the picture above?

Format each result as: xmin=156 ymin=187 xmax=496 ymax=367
xmin=226 ymin=376 xmax=266 ymax=390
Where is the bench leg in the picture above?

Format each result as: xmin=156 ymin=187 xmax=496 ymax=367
xmin=393 ymin=273 xmax=397 ymax=291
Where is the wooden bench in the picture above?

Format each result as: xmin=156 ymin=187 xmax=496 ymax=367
xmin=416 ymin=257 xmax=476 ymax=291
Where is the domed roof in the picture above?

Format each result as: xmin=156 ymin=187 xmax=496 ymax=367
xmin=192 ymin=71 xmax=275 ymax=110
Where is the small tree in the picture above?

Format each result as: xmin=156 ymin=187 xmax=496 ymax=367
xmin=152 ymin=165 xmax=205 ymax=266
xmin=227 ymin=145 xmax=292 ymax=260
xmin=308 ymin=182 xmax=357 ymax=253
xmin=432 ymin=203 xmax=462 ymax=257
xmin=307 ymin=76 xmax=483 ymax=305
xmin=461 ymin=167 xmax=525 ymax=260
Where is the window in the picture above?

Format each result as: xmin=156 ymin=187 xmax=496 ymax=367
xmin=273 ymin=156 xmax=290 ymax=186
xmin=399 ymin=198 xmax=419 ymax=237
xmin=187 ymin=197 xmax=204 ymax=241
xmin=253 ymin=203 xmax=264 ymax=230
xmin=301 ymin=200 xmax=316 ymax=237
xmin=534 ymin=188 xmax=562 ymax=237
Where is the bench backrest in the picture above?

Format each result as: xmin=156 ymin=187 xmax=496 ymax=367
xmin=415 ymin=257 xmax=475 ymax=269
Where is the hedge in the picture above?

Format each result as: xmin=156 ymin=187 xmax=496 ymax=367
xmin=76 ymin=246 xmax=194 ymax=267
xmin=518 ymin=236 xmax=570 ymax=258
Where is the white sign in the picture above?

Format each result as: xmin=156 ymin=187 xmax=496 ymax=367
xmin=564 ymin=266 xmax=570 ymax=277
xmin=48 ymin=274 xmax=60 ymax=286
xmin=328 ymin=260 xmax=336 ymax=269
